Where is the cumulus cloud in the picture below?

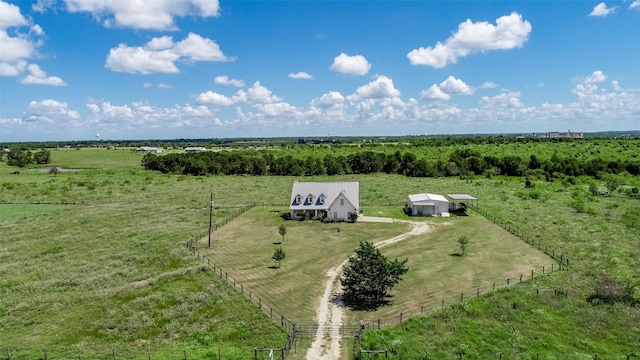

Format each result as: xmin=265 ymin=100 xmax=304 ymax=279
xmin=421 ymin=76 xmax=473 ymax=101
xmin=20 ymin=64 xmax=67 ymax=86
xmin=288 ymin=71 xmax=314 ymax=80
xmin=631 ymin=0 xmax=640 ymax=9
xmin=421 ymin=85 xmax=451 ymax=101
xmin=349 ymin=75 xmax=400 ymax=101
xmin=195 ymin=91 xmax=234 ymax=106
xmin=158 ymin=83 xmax=172 ymax=89
xmin=105 ymin=33 xmax=229 ymax=74
xmin=24 ymin=99 xmax=80 ymax=123
xmin=63 ymin=0 xmax=220 ymax=30
xmin=438 ymin=76 xmax=473 ymax=95
xmin=0 ymin=0 xmax=66 ymax=85
xmin=215 ymin=75 xmax=244 ymax=87
xmin=311 ymin=91 xmax=345 ymax=109
xmin=196 ymin=82 xmax=282 ymax=106
xmin=330 ymin=53 xmax=371 ymax=76
xmin=589 ymin=2 xmax=617 ymax=16
xmin=407 ymin=12 xmax=532 ymax=68
xmin=584 ymin=70 xmax=606 ymax=84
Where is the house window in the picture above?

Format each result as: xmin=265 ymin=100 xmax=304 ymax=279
xmin=296 ymin=195 xmax=302 ymax=204
xmin=307 ymin=195 xmax=314 ymax=204
xmin=340 ymin=198 xmax=344 ymax=206
xmin=318 ymin=195 xmax=325 ymax=205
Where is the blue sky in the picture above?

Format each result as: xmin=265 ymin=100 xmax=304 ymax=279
xmin=0 ymin=0 xmax=639 ymax=142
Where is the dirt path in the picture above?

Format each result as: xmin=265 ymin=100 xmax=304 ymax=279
xmin=305 ymin=220 xmax=431 ymax=360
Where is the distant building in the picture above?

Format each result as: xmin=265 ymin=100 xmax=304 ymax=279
xmin=135 ymin=146 xmax=163 ymax=153
xmin=184 ymin=147 xmax=207 ymax=153
xmin=540 ymin=130 xmax=584 ymax=139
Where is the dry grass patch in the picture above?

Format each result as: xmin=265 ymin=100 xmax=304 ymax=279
xmin=197 ymin=207 xmax=409 ymax=321
xmin=344 ymin=212 xmax=554 ymax=324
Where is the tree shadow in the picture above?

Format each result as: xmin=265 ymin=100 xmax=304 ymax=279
xmin=332 ymin=293 xmax=345 ymax=308
xmin=450 ymin=253 xmax=464 ymax=257
xmin=268 ymin=265 xmax=279 ymax=269
xmin=272 ymin=241 xmax=282 ymax=245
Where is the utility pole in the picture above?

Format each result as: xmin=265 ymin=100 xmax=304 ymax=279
xmin=208 ymin=192 xmax=214 ymax=247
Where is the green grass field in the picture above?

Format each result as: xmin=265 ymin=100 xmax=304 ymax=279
xmin=1 ymin=146 xmax=639 ymax=359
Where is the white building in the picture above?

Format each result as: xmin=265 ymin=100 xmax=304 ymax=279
xmin=407 ymin=193 xmax=449 ymax=216
xmin=290 ymin=181 xmax=359 ymax=221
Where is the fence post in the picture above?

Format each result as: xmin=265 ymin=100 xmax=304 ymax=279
xmin=552 ymin=263 xmax=554 ymax=272
xmin=507 ymin=278 xmax=510 ymax=286
xmin=400 ymin=312 xmax=403 ymax=324
xmin=520 ymin=274 xmax=523 ymax=283
xmin=43 ymin=349 xmax=47 ymax=360
xmin=241 ymin=284 xmax=244 ymax=295
xmin=421 ymin=305 xmax=424 ymax=314
xmin=270 ymin=307 xmax=273 ymax=319
xmin=543 ymin=266 xmax=545 ymax=275
xmin=183 ymin=349 xmax=187 ymax=360
xmin=442 ymin=298 xmax=444 ymax=308
xmin=378 ymin=319 xmax=381 ymax=329
xmin=531 ymin=270 xmax=534 ymax=279
xmin=112 ymin=347 xmax=116 ymax=360
xmin=493 ymin=282 xmax=495 ymax=291
xmin=477 ymin=288 xmax=480 ymax=297
xmin=460 ymin=292 xmax=464 ymax=302
xmin=259 ymin=298 xmax=262 ymax=309
xmin=147 ymin=347 xmax=151 ymax=360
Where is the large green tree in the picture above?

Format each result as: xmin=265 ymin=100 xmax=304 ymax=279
xmin=341 ymin=241 xmax=408 ymax=311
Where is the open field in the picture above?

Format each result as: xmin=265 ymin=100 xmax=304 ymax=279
xmin=1 ymin=144 xmax=640 ymax=359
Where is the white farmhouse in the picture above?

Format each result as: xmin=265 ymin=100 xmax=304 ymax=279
xmin=407 ymin=193 xmax=449 ymax=216
xmin=290 ymin=181 xmax=359 ymax=221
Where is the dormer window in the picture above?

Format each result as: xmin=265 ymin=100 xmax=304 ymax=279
xmin=307 ymin=194 xmax=314 ymax=204
xmin=318 ymin=195 xmax=325 ymax=205
xmin=295 ymin=195 xmax=302 ymax=204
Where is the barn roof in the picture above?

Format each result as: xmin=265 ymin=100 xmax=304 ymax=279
xmin=446 ymin=194 xmax=477 ymax=201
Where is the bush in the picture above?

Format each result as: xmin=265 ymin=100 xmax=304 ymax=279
xmin=279 ymin=212 xmax=291 ymax=220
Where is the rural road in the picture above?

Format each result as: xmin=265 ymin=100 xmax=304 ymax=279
xmin=305 ymin=219 xmax=431 ymax=360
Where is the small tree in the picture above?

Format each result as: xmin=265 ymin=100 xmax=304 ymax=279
xmin=278 ymin=224 xmax=287 ymax=244
xmin=457 ymin=235 xmax=470 ymax=256
xmin=272 ymin=247 xmax=285 ymax=268
xmin=341 ymin=241 xmax=408 ymax=311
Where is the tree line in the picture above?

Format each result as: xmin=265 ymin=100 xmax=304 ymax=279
xmin=141 ymin=148 xmax=640 ymax=179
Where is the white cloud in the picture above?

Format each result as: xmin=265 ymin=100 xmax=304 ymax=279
xmin=24 ymin=99 xmax=80 ymax=123
xmin=158 ymin=83 xmax=172 ymax=89
xmin=195 ymin=91 xmax=234 ymax=106
xmin=480 ymin=92 xmax=523 ymax=108
xmin=288 ymin=71 xmax=314 ymax=80
xmin=407 ymin=12 xmax=532 ymax=68
xmin=143 ymin=82 xmax=152 ymax=89
xmin=330 ymin=53 xmax=371 ymax=76
xmin=0 ymin=59 xmax=26 ymax=76
xmin=20 ymin=64 xmax=67 ymax=86
xmin=63 ymin=0 xmax=220 ymax=30
xmin=243 ymin=81 xmax=282 ymax=104
xmin=349 ymin=75 xmax=400 ymax=101
xmin=421 ymin=85 xmax=451 ymax=101
xmin=0 ymin=1 xmax=65 ymax=85
xmin=480 ymin=81 xmax=498 ymax=89
xmin=215 ymin=75 xmax=244 ymax=87
xmin=311 ymin=91 xmax=345 ymax=109
xmin=438 ymin=76 xmax=473 ymax=95
xmin=589 ymin=2 xmax=617 ymax=16
xmin=631 ymin=0 xmax=640 ymax=9
xmin=105 ymin=33 xmax=229 ymax=74
xmin=584 ymin=70 xmax=606 ymax=84
xmin=32 ymin=0 xmax=56 ymax=12
xmin=0 ymin=1 xmax=28 ymax=29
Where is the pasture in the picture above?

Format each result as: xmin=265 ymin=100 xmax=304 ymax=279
xmin=1 ymin=143 xmax=639 ymax=359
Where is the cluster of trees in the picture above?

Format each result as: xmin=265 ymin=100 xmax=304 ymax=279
xmin=2 ymin=149 xmax=51 ymax=167
xmin=141 ymin=148 xmax=640 ymax=180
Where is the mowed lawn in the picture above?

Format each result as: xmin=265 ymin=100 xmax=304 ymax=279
xmin=196 ymin=207 xmax=553 ymax=325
